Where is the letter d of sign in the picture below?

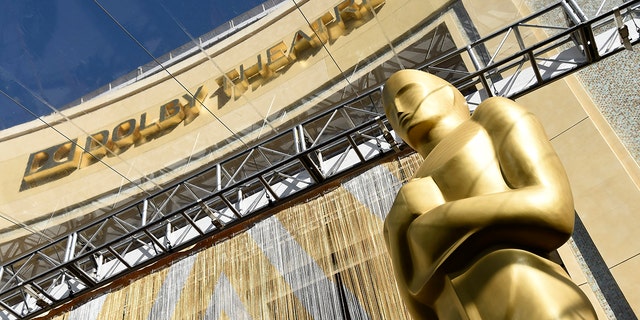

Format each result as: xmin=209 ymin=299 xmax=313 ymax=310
xmin=80 ymin=130 xmax=110 ymax=167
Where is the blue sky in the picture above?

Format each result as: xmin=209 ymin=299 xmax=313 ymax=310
xmin=0 ymin=0 xmax=265 ymax=130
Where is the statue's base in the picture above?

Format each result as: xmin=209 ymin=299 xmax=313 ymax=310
xmin=433 ymin=249 xmax=597 ymax=319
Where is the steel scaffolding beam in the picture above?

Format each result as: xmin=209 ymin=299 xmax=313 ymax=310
xmin=1 ymin=1 xmax=638 ymax=318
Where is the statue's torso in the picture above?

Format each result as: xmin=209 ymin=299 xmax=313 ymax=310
xmin=401 ymin=120 xmax=510 ymax=212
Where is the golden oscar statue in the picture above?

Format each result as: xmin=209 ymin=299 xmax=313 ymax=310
xmin=382 ymin=70 xmax=597 ymax=319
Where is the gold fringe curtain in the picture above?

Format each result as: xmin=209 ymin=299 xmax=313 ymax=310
xmin=51 ymin=155 xmax=421 ymax=320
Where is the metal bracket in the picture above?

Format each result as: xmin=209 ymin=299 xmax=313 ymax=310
xmin=614 ymin=10 xmax=633 ymax=50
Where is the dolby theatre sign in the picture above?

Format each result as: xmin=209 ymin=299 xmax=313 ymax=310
xmin=20 ymin=0 xmax=385 ymax=191
xmin=20 ymin=87 xmax=207 ymax=191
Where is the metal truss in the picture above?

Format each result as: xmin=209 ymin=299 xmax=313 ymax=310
xmin=423 ymin=0 xmax=640 ymax=108
xmin=1 ymin=1 xmax=638 ymax=318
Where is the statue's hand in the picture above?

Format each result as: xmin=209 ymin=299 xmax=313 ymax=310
xmin=383 ymin=177 xmax=445 ymax=285
xmin=397 ymin=177 xmax=446 ymax=214
xmin=405 ymin=204 xmax=474 ymax=293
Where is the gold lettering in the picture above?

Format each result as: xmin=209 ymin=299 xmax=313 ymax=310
xmin=329 ymin=0 xmax=360 ymax=31
xmin=136 ymin=112 xmax=159 ymax=144
xmin=218 ymin=0 xmax=386 ymax=101
xmin=158 ymin=99 xmax=184 ymax=130
xmin=215 ymin=64 xmax=256 ymax=99
xmin=112 ymin=119 xmax=136 ymax=142
xmin=266 ymin=41 xmax=291 ymax=72
xmin=244 ymin=54 xmax=267 ymax=83
xmin=238 ymin=64 xmax=250 ymax=90
xmin=22 ymin=139 xmax=81 ymax=190
xmin=110 ymin=118 xmax=137 ymax=154
xmin=21 ymin=0 xmax=387 ymax=189
xmin=182 ymin=85 xmax=207 ymax=124
xmin=21 ymin=85 xmax=208 ymax=190
xmin=80 ymin=130 xmax=110 ymax=167
xmin=289 ymin=30 xmax=313 ymax=60
xmin=310 ymin=15 xmax=332 ymax=46
xmin=216 ymin=70 xmax=239 ymax=98
xmin=330 ymin=5 xmax=346 ymax=30
xmin=215 ymin=0 xmax=385 ymax=101
xmin=339 ymin=0 xmax=362 ymax=20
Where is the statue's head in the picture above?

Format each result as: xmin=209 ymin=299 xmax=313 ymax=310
xmin=382 ymin=70 xmax=469 ymax=152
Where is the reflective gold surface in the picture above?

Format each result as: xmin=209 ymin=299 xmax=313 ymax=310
xmin=382 ymin=70 xmax=596 ymax=319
